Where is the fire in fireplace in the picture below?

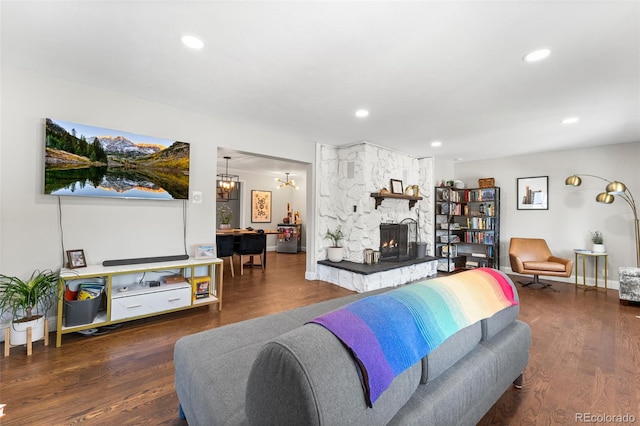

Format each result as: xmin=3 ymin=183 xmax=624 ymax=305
xmin=379 ymin=219 xmax=417 ymax=261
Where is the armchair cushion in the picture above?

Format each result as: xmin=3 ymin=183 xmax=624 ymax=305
xmin=522 ymin=261 xmax=567 ymax=273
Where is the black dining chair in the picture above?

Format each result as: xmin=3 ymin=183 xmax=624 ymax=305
xmin=216 ymin=234 xmax=235 ymax=278
xmin=233 ymin=233 xmax=266 ymax=275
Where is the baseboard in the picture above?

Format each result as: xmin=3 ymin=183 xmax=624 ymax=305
xmin=502 ymin=267 xmax=620 ymax=291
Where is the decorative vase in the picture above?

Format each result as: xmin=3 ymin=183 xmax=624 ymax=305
xmin=592 ymin=244 xmax=605 ymax=253
xmin=219 ymin=223 xmax=232 ymax=230
xmin=327 ymin=247 xmax=344 ymax=262
xmin=9 ymin=316 xmax=45 ymax=346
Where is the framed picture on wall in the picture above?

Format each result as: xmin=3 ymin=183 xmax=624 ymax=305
xmin=251 ymin=190 xmax=272 ymax=223
xmin=517 ymin=176 xmax=548 ymax=210
xmin=216 ymin=187 xmax=229 ymax=202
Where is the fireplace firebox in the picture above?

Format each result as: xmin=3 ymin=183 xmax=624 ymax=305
xmin=379 ymin=219 xmax=417 ymax=261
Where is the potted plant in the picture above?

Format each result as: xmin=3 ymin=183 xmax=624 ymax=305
xmin=217 ymin=204 xmax=233 ymax=230
xmin=590 ymin=231 xmax=605 ymax=253
xmin=0 ymin=269 xmax=59 ymax=346
xmin=325 ymin=226 xmax=345 ymax=262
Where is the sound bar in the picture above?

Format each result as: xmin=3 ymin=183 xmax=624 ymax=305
xmin=102 ymin=254 xmax=189 ymax=267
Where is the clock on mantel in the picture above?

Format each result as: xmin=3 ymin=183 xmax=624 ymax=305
xmin=370 ymin=192 xmax=423 ymax=210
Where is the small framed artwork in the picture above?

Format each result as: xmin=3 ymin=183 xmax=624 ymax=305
xmin=216 ymin=187 xmax=229 ymax=202
xmin=390 ymin=179 xmax=404 ymax=194
xmin=251 ymin=190 xmax=272 ymax=223
xmin=66 ymin=249 xmax=87 ymax=269
xmin=194 ymin=243 xmax=215 ymax=259
xmin=517 ymin=176 xmax=548 ymax=210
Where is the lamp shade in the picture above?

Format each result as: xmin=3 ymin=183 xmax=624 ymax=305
xmin=606 ymin=181 xmax=627 ymax=194
xmin=595 ymin=192 xmax=614 ymax=204
xmin=565 ymin=175 xmax=582 ymax=186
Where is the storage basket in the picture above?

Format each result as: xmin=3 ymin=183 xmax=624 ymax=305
xmin=64 ymin=292 xmax=103 ymax=327
xmin=478 ymin=178 xmax=495 ymax=188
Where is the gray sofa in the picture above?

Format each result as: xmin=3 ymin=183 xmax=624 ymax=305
xmin=174 ymin=273 xmax=530 ymax=425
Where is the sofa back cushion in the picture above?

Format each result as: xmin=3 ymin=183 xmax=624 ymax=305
xmin=245 ymin=323 xmax=421 ymax=425
xmin=421 ymin=321 xmax=481 ymax=384
xmin=482 ymin=273 xmax=520 ymax=340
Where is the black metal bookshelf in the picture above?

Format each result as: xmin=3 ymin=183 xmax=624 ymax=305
xmin=434 ymin=186 xmax=500 ymax=272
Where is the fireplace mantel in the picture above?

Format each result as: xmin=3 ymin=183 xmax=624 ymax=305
xmin=370 ymin=192 xmax=423 ymax=210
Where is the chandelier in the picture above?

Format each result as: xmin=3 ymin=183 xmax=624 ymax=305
xmin=217 ymin=156 xmax=239 ymax=198
xmin=275 ymin=172 xmax=299 ymax=190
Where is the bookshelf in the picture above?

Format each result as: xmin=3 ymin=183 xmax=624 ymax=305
xmin=434 ymin=186 xmax=500 ymax=272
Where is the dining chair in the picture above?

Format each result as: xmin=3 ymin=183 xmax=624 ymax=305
xmin=233 ymin=233 xmax=266 ymax=275
xmin=216 ymin=234 xmax=235 ymax=278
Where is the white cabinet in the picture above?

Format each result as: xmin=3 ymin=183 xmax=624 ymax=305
xmin=111 ymin=283 xmax=192 ymax=321
xmin=56 ymin=258 xmax=222 ymax=347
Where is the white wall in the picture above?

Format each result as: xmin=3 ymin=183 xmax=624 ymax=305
xmin=0 ymin=67 xmax=316 ymax=280
xmin=454 ymin=141 xmax=640 ymax=288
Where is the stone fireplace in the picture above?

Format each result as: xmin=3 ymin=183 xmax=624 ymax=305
xmin=315 ymin=143 xmax=435 ymax=292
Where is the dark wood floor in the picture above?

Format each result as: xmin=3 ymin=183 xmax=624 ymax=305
xmin=1 ymin=252 xmax=638 ymax=425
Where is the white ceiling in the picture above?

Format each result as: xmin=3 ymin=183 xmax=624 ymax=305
xmin=2 ymin=1 xmax=639 ymax=175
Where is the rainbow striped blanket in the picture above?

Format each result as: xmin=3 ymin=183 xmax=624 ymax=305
xmin=309 ymin=268 xmax=518 ymax=406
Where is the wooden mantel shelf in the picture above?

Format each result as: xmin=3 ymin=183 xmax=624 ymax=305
xmin=370 ymin=192 xmax=423 ymax=210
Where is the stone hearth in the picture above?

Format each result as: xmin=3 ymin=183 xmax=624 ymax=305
xmin=317 ymin=256 xmax=438 ymax=293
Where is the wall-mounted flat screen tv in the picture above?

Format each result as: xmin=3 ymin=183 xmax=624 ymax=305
xmin=44 ymin=118 xmax=190 ymax=200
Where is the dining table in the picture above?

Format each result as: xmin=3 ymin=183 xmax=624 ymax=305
xmin=215 ymin=228 xmax=279 ymax=268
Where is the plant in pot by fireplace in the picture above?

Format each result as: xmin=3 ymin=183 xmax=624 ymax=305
xmin=0 ymin=269 xmax=60 ymax=346
xmin=325 ymin=226 xmax=345 ymax=262
xmin=217 ymin=204 xmax=233 ymax=230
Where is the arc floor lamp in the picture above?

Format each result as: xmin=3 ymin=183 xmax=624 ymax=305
xmin=565 ymin=174 xmax=639 ymax=267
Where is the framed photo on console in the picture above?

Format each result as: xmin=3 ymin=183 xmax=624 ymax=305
xmin=66 ymin=249 xmax=87 ymax=269
xmin=517 ymin=176 xmax=548 ymax=210
xmin=194 ymin=243 xmax=215 ymax=259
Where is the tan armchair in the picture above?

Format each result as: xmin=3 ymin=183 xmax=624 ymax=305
xmin=509 ymin=238 xmax=573 ymax=290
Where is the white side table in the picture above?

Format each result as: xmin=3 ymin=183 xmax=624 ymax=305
xmin=574 ymin=250 xmax=608 ymax=292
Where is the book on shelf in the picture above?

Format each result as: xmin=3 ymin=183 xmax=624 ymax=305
xmin=440 ymin=235 xmax=461 ymax=243
xmin=441 ymin=245 xmax=458 ymax=257
xmin=189 ymin=276 xmax=211 ymax=300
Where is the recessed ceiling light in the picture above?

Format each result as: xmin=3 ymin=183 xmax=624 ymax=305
xmin=181 ymin=35 xmax=204 ymax=49
xmin=454 ymin=158 xmax=464 ymax=162
xmin=523 ymin=48 xmax=551 ymax=62
xmin=431 ymin=141 xmax=442 ymax=147
xmin=562 ymin=116 xmax=580 ymax=124
xmin=355 ymin=109 xmax=369 ymax=118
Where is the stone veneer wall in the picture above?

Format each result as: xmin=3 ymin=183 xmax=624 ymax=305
xmin=316 ymin=142 xmax=434 ymax=267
